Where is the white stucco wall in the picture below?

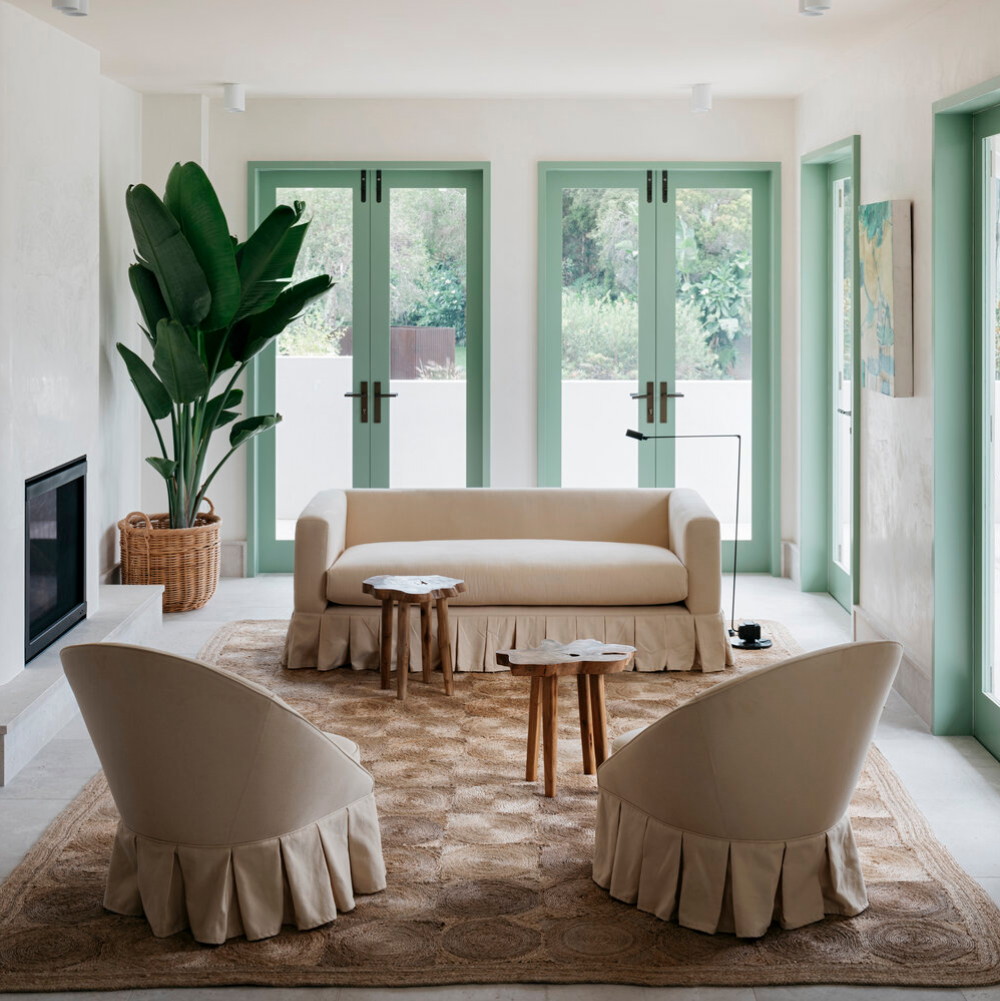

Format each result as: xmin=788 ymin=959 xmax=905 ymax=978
xmin=140 ymin=96 xmax=798 ymax=550
xmin=98 ymin=77 xmax=143 ymax=578
xmin=0 ymin=2 xmax=99 ymax=684
xmin=0 ymin=2 xmax=142 ymax=686
xmin=797 ymin=0 xmax=1000 ymax=710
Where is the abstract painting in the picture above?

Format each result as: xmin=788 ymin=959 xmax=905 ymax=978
xmin=858 ymin=199 xmax=912 ymax=397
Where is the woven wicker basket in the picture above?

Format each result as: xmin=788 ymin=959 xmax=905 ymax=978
xmin=118 ymin=499 xmax=221 ymax=613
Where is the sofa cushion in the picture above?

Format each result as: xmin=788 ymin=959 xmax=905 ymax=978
xmin=325 ymin=539 xmax=687 ymax=607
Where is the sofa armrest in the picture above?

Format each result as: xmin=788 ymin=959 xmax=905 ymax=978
xmin=667 ymin=488 xmax=721 ymax=616
xmin=293 ymin=490 xmax=348 ymax=614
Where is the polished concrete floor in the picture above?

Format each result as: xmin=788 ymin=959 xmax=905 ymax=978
xmin=2 ymin=574 xmax=999 ymax=1001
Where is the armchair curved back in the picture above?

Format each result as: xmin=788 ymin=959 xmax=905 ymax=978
xmin=61 ymin=642 xmax=374 ymax=846
xmin=598 ymin=641 xmax=902 ymax=841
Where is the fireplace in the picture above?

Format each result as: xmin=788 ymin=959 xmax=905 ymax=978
xmin=24 ymin=457 xmax=87 ymax=663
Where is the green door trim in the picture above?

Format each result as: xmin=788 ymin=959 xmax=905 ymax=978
xmin=245 ymin=161 xmax=491 ymax=575
xmin=799 ymin=137 xmax=861 ymax=610
xmin=972 ymin=104 xmax=1000 ymax=756
xmin=931 ymin=77 xmax=1000 ymax=736
xmin=536 ymin=161 xmax=782 ymax=574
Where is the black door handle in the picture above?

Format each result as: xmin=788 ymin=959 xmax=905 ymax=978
xmin=344 ymin=380 xmax=368 ymax=423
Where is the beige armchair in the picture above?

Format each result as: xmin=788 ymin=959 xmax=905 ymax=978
xmin=60 ymin=642 xmax=386 ymax=945
xmin=593 ymin=640 xmax=902 ymax=938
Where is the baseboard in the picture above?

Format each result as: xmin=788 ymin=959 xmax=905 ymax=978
xmin=781 ymin=541 xmax=800 ymax=585
xmin=221 ymin=541 xmax=247 ymax=578
xmin=100 ymin=563 xmax=121 ymax=585
xmin=853 ymin=605 xmax=932 ymax=727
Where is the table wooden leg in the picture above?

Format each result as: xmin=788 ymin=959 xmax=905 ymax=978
xmin=436 ymin=598 xmax=454 ymax=696
xmin=577 ymin=675 xmax=596 ymax=774
xmin=379 ymin=599 xmax=394 ymax=690
xmin=396 ymin=601 xmax=410 ymax=701
xmin=420 ymin=599 xmax=432 ymax=684
xmin=526 ymin=676 xmax=542 ymax=781
xmin=588 ymin=674 xmax=608 ymax=765
xmin=542 ymin=675 xmax=559 ymax=797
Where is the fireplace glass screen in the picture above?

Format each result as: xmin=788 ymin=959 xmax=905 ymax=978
xmin=25 ymin=457 xmax=87 ymax=661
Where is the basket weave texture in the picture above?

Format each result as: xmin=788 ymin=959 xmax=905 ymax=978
xmin=118 ymin=500 xmax=221 ymax=613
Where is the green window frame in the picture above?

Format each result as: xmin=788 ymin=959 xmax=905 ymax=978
xmin=932 ymin=76 xmax=1000 ymax=738
xmin=799 ymin=137 xmax=861 ymax=610
xmin=536 ymin=161 xmax=782 ymax=574
xmin=245 ymin=161 xmax=491 ymax=574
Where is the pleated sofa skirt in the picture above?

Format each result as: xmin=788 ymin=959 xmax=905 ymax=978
xmin=284 ymin=604 xmax=734 ymax=674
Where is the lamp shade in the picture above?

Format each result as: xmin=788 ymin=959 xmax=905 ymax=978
xmin=223 ymin=83 xmax=246 ymax=113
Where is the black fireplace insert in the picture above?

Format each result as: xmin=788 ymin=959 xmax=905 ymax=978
xmin=25 ymin=456 xmax=87 ymax=662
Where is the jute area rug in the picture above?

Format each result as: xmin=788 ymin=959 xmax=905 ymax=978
xmin=1 ymin=620 xmax=999 ymax=991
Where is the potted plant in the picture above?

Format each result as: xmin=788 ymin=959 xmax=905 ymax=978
xmin=117 ymin=161 xmax=332 ymax=611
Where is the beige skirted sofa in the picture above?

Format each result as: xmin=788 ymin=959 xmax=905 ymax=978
xmin=286 ymin=487 xmax=732 ymax=674
xmin=61 ymin=642 xmax=386 ymax=945
xmin=593 ymin=640 xmax=902 ymax=937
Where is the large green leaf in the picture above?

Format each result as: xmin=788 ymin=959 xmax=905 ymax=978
xmin=153 ymin=319 xmax=209 ymax=403
xmin=146 ymin=456 xmax=177 ymax=480
xmin=229 ymin=413 xmax=282 ymax=449
xmin=258 ymin=221 xmax=309 ymax=282
xmin=233 ymin=203 xmax=302 ymax=321
xmin=215 ymin=409 xmax=240 ymax=428
xmin=128 ymin=264 xmax=168 ymax=348
xmin=126 ymin=184 xmax=211 ymax=327
xmin=164 ymin=162 xmax=241 ymax=330
xmin=230 ymin=274 xmax=335 ymax=362
xmin=117 ymin=343 xmax=172 ymax=420
xmin=203 ymin=388 xmax=243 ymax=434
xmin=203 ymin=327 xmax=238 ymax=375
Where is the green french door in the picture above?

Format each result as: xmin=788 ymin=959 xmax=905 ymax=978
xmin=828 ymin=159 xmax=856 ymax=610
xmin=249 ymin=164 xmax=488 ymax=572
xmin=538 ymin=164 xmax=775 ymax=570
xmin=975 ymin=108 xmax=1000 ymax=756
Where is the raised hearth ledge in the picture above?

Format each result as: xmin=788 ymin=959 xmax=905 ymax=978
xmin=0 ymin=584 xmax=162 ymax=785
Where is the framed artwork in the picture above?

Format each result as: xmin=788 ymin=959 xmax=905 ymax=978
xmin=858 ymin=199 xmax=913 ymax=397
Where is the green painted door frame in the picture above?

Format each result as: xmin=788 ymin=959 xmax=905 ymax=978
xmin=245 ymin=161 xmax=491 ymax=574
xmin=932 ymin=77 xmax=1000 ymax=738
xmin=537 ymin=161 xmax=782 ymax=574
xmin=799 ymin=137 xmax=861 ymax=610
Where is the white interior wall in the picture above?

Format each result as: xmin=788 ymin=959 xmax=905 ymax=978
xmin=0 ymin=0 xmax=142 ymax=687
xmin=0 ymin=2 xmax=100 ymax=686
xmin=797 ymin=0 xmax=1000 ymax=720
xmin=98 ymin=78 xmax=143 ymax=578
xmin=141 ymin=96 xmax=798 ymax=549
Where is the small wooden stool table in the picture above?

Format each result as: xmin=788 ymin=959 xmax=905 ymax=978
xmin=495 ymin=639 xmax=636 ymax=797
xmin=362 ymin=575 xmax=466 ymax=701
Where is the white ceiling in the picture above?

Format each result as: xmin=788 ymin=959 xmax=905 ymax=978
xmin=13 ymin=0 xmax=951 ymax=99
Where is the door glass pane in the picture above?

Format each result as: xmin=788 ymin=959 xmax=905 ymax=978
xmin=674 ymin=187 xmax=753 ymax=540
xmin=988 ymin=136 xmax=1000 ymax=698
xmin=388 ymin=187 xmax=467 ymax=487
xmin=274 ymin=186 xmax=354 ymax=539
xmin=833 ymin=177 xmax=854 ymax=575
xmin=560 ymin=187 xmax=640 ymax=487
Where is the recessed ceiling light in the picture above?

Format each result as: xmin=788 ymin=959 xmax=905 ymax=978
xmin=52 ymin=0 xmax=88 ymax=15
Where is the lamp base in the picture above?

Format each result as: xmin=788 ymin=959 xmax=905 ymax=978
xmin=729 ymin=622 xmax=772 ymax=651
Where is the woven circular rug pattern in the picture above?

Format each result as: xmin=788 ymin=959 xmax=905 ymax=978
xmin=1 ymin=620 xmax=999 ymax=990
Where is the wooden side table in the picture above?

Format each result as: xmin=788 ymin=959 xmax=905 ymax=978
xmin=362 ymin=575 xmax=466 ymax=700
xmin=496 ymin=639 xmax=636 ymax=797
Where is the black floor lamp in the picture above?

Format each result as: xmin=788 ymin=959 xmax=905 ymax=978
xmin=625 ymin=429 xmax=771 ymax=650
